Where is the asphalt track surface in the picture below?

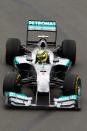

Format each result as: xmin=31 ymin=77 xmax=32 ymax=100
xmin=0 ymin=0 xmax=87 ymax=131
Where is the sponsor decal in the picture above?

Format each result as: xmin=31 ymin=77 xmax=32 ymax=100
xmin=28 ymin=21 xmax=56 ymax=26
xmin=54 ymin=95 xmax=77 ymax=108
xmin=6 ymin=92 xmax=32 ymax=106
xmin=54 ymin=95 xmax=77 ymax=102
xmin=28 ymin=21 xmax=56 ymax=31
xmin=8 ymin=92 xmax=29 ymax=99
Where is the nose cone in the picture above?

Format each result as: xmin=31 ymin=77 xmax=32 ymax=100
xmin=37 ymin=72 xmax=49 ymax=92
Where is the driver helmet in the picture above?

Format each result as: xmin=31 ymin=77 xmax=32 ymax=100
xmin=36 ymin=50 xmax=48 ymax=63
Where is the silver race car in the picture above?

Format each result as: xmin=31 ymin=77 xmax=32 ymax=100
xmin=3 ymin=20 xmax=82 ymax=110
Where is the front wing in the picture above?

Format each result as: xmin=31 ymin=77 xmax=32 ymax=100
xmin=4 ymin=92 xmax=79 ymax=109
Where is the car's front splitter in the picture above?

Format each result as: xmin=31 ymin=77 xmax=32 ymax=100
xmin=4 ymin=92 xmax=80 ymax=109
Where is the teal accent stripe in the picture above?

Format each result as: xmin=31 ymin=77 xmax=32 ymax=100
xmin=8 ymin=92 xmax=28 ymax=98
xmin=65 ymin=60 xmax=71 ymax=67
xmin=14 ymin=57 xmax=20 ymax=64
xmin=28 ymin=25 xmax=56 ymax=27
xmin=58 ymin=95 xmax=78 ymax=100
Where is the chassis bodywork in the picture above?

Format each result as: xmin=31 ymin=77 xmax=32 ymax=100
xmin=4 ymin=20 xmax=81 ymax=109
xmin=5 ymin=49 xmax=80 ymax=109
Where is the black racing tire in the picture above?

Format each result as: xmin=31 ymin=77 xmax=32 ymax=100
xmin=3 ymin=72 xmax=21 ymax=95
xmin=63 ymin=73 xmax=82 ymax=110
xmin=6 ymin=38 xmax=21 ymax=65
xmin=63 ymin=73 xmax=81 ymax=95
xmin=62 ymin=40 xmax=76 ymax=65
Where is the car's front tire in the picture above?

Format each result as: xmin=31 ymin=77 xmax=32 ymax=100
xmin=63 ymin=73 xmax=82 ymax=110
xmin=3 ymin=72 xmax=21 ymax=95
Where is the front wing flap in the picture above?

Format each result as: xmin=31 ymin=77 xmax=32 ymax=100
xmin=4 ymin=92 xmax=78 ymax=109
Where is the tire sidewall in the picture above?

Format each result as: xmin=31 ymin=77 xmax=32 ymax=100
xmin=62 ymin=40 xmax=76 ymax=65
xmin=3 ymin=72 xmax=21 ymax=95
xmin=6 ymin=38 xmax=21 ymax=64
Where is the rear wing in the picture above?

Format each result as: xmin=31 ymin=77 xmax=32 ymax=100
xmin=26 ymin=20 xmax=57 ymax=46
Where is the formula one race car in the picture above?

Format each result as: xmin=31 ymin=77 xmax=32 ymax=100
xmin=3 ymin=20 xmax=82 ymax=110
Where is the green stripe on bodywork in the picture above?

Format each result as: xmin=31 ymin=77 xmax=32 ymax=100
xmin=28 ymin=25 xmax=56 ymax=27
xmin=8 ymin=92 xmax=28 ymax=98
xmin=14 ymin=57 xmax=20 ymax=64
xmin=57 ymin=95 xmax=78 ymax=101
xmin=65 ymin=60 xmax=71 ymax=67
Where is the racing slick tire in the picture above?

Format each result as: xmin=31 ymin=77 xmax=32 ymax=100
xmin=63 ymin=73 xmax=82 ymax=110
xmin=3 ymin=72 xmax=21 ymax=95
xmin=6 ymin=38 xmax=22 ymax=65
xmin=62 ymin=40 xmax=76 ymax=65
